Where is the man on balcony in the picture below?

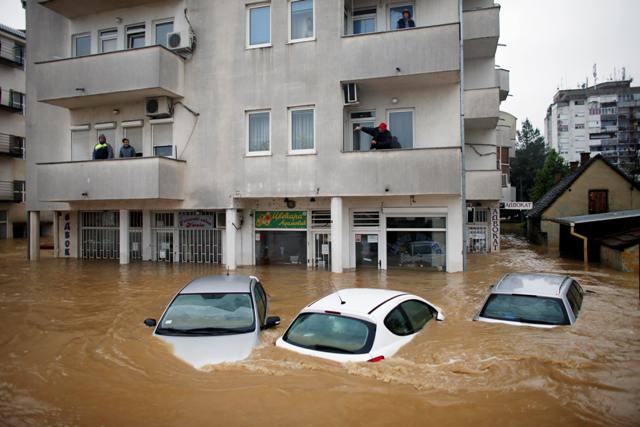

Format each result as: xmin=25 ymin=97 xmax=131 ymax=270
xmin=119 ymin=138 xmax=137 ymax=158
xmin=92 ymin=134 xmax=114 ymax=160
xmin=397 ymin=10 xmax=415 ymax=29
xmin=354 ymin=122 xmax=393 ymax=150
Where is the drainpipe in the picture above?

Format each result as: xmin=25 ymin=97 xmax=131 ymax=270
xmin=570 ymin=224 xmax=588 ymax=264
xmin=458 ymin=0 xmax=467 ymax=270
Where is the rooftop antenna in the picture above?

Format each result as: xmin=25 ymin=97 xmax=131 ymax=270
xmin=593 ymin=63 xmax=598 ymax=85
xmin=622 ymin=67 xmax=626 ymax=81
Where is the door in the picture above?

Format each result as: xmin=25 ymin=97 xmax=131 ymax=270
xmin=588 ymin=190 xmax=608 ymax=214
xmin=155 ymin=231 xmax=174 ymax=262
xmin=312 ymin=232 xmax=331 ymax=270
xmin=355 ymin=233 xmax=379 ymax=268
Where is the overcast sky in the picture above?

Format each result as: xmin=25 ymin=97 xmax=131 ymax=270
xmin=2 ymin=0 xmax=639 ymax=136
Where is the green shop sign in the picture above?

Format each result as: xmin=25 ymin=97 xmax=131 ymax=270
xmin=255 ymin=211 xmax=307 ymax=229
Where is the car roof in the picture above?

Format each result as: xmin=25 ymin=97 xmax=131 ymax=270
xmin=492 ymin=273 xmax=571 ymax=298
xmin=180 ymin=275 xmax=255 ymax=294
xmin=306 ymin=288 xmax=408 ymax=316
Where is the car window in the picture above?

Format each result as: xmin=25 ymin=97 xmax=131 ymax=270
xmin=283 ymin=313 xmax=376 ymax=354
xmin=399 ymin=300 xmax=434 ymax=332
xmin=480 ymin=294 xmax=570 ymax=326
xmin=566 ymin=281 xmax=583 ymax=318
xmin=254 ymin=282 xmax=267 ymax=325
xmin=384 ymin=306 xmax=412 ymax=336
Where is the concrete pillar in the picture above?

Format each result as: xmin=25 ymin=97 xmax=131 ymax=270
xmin=331 ymin=197 xmax=343 ymax=273
xmin=52 ymin=212 xmax=59 ymax=258
xmin=28 ymin=211 xmax=40 ymax=261
xmin=142 ymin=210 xmax=152 ymax=261
xmin=119 ymin=209 xmax=130 ymax=264
xmin=225 ymin=208 xmax=237 ymax=270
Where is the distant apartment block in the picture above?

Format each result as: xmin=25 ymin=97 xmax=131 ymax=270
xmin=545 ymin=80 xmax=640 ymax=175
xmin=25 ymin=0 xmax=509 ymax=270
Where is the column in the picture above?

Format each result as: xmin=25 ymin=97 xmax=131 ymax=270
xmin=142 ymin=210 xmax=152 ymax=261
xmin=330 ymin=197 xmax=343 ymax=273
xmin=119 ymin=209 xmax=130 ymax=265
xmin=28 ymin=211 xmax=40 ymax=261
xmin=225 ymin=208 xmax=237 ymax=270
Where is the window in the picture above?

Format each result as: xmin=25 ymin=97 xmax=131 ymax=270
xmin=575 ymin=123 xmax=585 ymax=129
xmin=123 ymin=123 xmax=143 ymax=157
xmin=247 ymin=110 xmax=271 ymax=155
xmin=386 ymin=216 xmax=446 ymax=269
xmin=384 ymin=300 xmax=434 ymax=336
xmin=389 ymin=4 xmax=414 ymax=30
xmin=290 ymin=0 xmax=314 ymax=42
xmin=566 ymin=281 xmax=583 ymax=318
xmin=248 ymin=4 xmax=271 ymax=47
xmin=10 ymin=91 xmax=24 ymax=110
xmin=152 ymin=121 xmax=173 ymax=157
xmin=155 ymin=20 xmax=174 ymax=47
xmin=72 ymin=33 xmax=91 ymax=57
xmin=588 ymin=190 xmax=608 ymax=214
xmin=254 ymin=282 xmax=267 ymax=325
xmin=353 ymin=8 xmax=376 ymax=34
xmin=71 ymin=128 xmax=91 ymax=161
xmin=388 ymin=109 xmax=414 ymax=149
xmin=99 ymin=29 xmax=118 ymax=53
xmin=13 ymin=44 xmax=24 ymax=65
xmin=290 ymin=107 xmax=315 ymax=154
xmin=126 ymin=24 xmax=146 ymax=49
xmin=480 ymin=294 xmax=570 ymax=325
xmin=574 ymin=100 xmax=585 ymax=105
xmin=348 ymin=111 xmax=375 ymax=151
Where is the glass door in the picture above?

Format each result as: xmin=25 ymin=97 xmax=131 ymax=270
xmin=355 ymin=233 xmax=379 ymax=268
xmin=313 ymin=232 xmax=331 ymax=270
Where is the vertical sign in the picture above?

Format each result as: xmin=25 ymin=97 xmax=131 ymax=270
xmin=490 ymin=208 xmax=500 ymax=252
xmin=63 ymin=213 xmax=71 ymax=257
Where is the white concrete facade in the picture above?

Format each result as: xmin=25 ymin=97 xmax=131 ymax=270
xmin=26 ymin=0 xmax=506 ymax=271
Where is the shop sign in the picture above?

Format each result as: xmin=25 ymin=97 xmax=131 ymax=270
xmin=491 ymin=208 xmax=500 ymax=252
xmin=179 ymin=213 xmax=214 ymax=229
xmin=255 ymin=211 xmax=307 ymax=229
xmin=502 ymin=201 xmax=533 ymax=210
xmin=63 ymin=213 xmax=71 ymax=257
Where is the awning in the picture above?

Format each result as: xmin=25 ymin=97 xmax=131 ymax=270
xmin=550 ymin=210 xmax=640 ymax=227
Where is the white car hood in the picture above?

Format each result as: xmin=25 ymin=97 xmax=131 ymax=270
xmin=156 ymin=332 xmax=259 ymax=369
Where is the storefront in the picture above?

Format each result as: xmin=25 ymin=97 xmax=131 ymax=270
xmin=255 ymin=211 xmax=308 ymax=266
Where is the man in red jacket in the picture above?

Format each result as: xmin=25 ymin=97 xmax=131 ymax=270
xmin=354 ymin=122 xmax=393 ymax=149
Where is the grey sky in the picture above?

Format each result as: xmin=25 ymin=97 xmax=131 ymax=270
xmin=2 ymin=0 xmax=639 ymax=136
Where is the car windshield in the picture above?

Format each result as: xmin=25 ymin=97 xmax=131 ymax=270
xmin=283 ymin=313 xmax=376 ymax=354
xmin=156 ymin=293 xmax=255 ymax=336
xmin=480 ymin=294 xmax=570 ymax=326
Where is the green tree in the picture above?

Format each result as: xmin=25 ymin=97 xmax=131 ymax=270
xmin=530 ymin=150 xmax=570 ymax=202
xmin=511 ymin=119 xmax=547 ymax=201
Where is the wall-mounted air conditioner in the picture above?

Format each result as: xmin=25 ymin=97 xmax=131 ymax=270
xmin=145 ymin=96 xmax=172 ymax=118
xmin=167 ymin=30 xmax=194 ymax=53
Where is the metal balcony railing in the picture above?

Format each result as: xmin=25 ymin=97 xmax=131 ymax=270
xmin=0 ymin=180 xmax=24 ymax=202
xmin=0 ymin=88 xmax=24 ymax=112
xmin=0 ymin=132 xmax=24 ymax=157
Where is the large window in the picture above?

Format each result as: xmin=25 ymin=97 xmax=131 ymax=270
xmin=347 ymin=111 xmax=375 ymax=152
xmin=126 ymin=24 xmax=146 ymax=49
xmin=389 ymin=4 xmax=414 ymax=30
xmin=155 ymin=20 xmax=174 ymax=47
xmin=290 ymin=107 xmax=315 ymax=154
xmin=388 ymin=109 xmax=414 ymax=149
xmin=72 ymin=33 xmax=91 ymax=57
xmin=247 ymin=110 xmax=271 ymax=155
xmin=99 ymin=29 xmax=118 ymax=53
xmin=353 ymin=8 xmax=376 ymax=34
xmin=152 ymin=121 xmax=173 ymax=157
xmin=386 ymin=216 xmax=446 ymax=270
xmin=71 ymin=128 xmax=91 ymax=161
xmin=290 ymin=0 xmax=314 ymax=42
xmin=123 ymin=121 xmax=144 ymax=157
xmin=248 ymin=4 xmax=271 ymax=47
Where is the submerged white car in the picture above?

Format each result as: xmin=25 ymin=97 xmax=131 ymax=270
xmin=275 ymin=288 xmax=444 ymax=363
xmin=144 ymin=275 xmax=280 ymax=369
xmin=474 ymin=273 xmax=584 ymax=328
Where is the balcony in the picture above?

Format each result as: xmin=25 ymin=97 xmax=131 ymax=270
xmin=466 ymin=170 xmax=502 ymax=200
xmin=35 ymin=46 xmax=184 ymax=109
xmin=496 ymin=68 xmax=509 ymax=101
xmin=0 ymin=181 xmax=24 ymax=203
xmin=37 ymin=0 xmax=164 ymax=19
xmin=0 ymin=89 xmax=24 ymax=113
xmin=464 ymin=87 xmax=500 ymax=129
xmin=340 ymin=23 xmax=460 ymax=83
xmin=0 ymin=43 xmax=24 ymax=68
xmin=0 ymin=133 xmax=24 ymax=158
xmin=463 ymin=6 xmax=500 ymax=59
xmin=36 ymin=157 xmax=186 ymax=202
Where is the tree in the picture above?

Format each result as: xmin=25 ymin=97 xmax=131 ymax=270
xmin=529 ymin=150 xmax=570 ymax=202
xmin=510 ymin=119 xmax=547 ymax=201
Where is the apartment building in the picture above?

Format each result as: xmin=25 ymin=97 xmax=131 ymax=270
xmin=0 ymin=23 xmax=26 ymax=239
xmin=497 ymin=111 xmax=516 ymax=202
xmin=25 ymin=0 xmax=507 ymax=271
xmin=545 ymin=80 xmax=640 ymax=175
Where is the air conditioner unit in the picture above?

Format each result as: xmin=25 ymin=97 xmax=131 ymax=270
xmin=145 ymin=96 xmax=172 ymax=118
xmin=167 ymin=30 xmax=194 ymax=52
xmin=343 ymin=83 xmax=359 ymax=105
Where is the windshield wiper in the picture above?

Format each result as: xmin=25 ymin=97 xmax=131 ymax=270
xmin=488 ymin=316 xmax=559 ymax=325
xmin=308 ymin=344 xmax=353 ymax=354
xmin=183 ymin=327 xmax=253 ymax=335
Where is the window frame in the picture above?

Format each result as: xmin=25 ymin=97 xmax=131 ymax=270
xmin=151 ymin=119 xmax=174 ymax=158
xmin=72 ymin=32 xmax=92 ymax=57
xmin=153 ymin=18 xmax=174 ymax=47
xmin=246 ymin=109 xmax=272 ymax=157
xmin=384 ymin=299 xmax=434 ymax=336
xmin=588 ymin=189 xmax=609 ymax=214
xmin=386 ymin=108 xmax=415 ymax=149
xmin=122 ymin=121 xmax=144 ymax=157
xmin=126 ymin=23 xmax=146 ymax=49
xmin=254 ymin=282 xmax=268 ymax=326
xmin=352 ymin=7 xmax=377 ymax=35
xmin=288 ymin=0 xmax=316 ymax=43
xmin=348 ymin=110 xmax=376 ymax=152
xmin=98 ymin=28 xmax=118 ymax=53
xmin=288 ymin=105 xmax=316 ymax=155
xmin=246 ymin=3 xmax=272 ymax=49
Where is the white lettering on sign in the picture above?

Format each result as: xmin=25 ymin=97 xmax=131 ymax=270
xmin=491 ymin=208 xmax=500 ymax=252
xmin=503 ymin=201 xmax=534 ymax=210
xmin=63 ymin=213 xmax=71 ymax=257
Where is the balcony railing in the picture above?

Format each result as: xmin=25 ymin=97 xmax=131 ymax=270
xmin=0 ymin=133 xmax=24 ymax=157
xmin=0 ymin=89 xmax=24 ymax=113
xmin=0 ymin=180 xmax=24 ymax=202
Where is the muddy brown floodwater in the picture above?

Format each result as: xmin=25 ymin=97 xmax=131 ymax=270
xmin=0 ymin=235 xmax=638 ymax=426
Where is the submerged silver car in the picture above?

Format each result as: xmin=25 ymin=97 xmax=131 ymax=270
xmin=144 ymin=275 xmax=280 ymax=369
xmin=474 ymin=273 xmax=584 ymax=328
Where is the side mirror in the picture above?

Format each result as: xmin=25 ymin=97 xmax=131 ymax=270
xmin=435 ymin=312 xmax=445 ymax=321
xmin=263 ymin=316 xmax=281 ymax=330
xmin=144 ymin=318 xmax=157 ymax=327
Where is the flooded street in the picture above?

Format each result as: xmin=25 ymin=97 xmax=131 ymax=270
xmin=0 ymin=235 xmax=638 ymax=426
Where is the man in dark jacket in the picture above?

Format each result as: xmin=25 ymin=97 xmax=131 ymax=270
xmin=92 ymin=134 xmax=114 ymax=160
xmin=355 ymin=122 xmax=393 ymax=150
xmin=119 ymin=138 xmax=137 ymax=158
xmin=397 ymin=10 xmax=415 ymax=29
